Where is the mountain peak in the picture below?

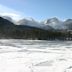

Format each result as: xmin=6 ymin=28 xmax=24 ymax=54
xmin=65 ymin=19 xmax=72 ymax=23
xmin=44 ymin=17 xmax=60 ymax=24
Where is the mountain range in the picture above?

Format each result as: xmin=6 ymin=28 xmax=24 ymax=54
xmin=2 ymin=16 xmax=72 ymax=30
xmin=0 ymin=16 xmax=72 ymax=40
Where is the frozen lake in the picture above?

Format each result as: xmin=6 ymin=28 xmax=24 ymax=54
xmin=0 ymin=39 xmax=72 ymax=72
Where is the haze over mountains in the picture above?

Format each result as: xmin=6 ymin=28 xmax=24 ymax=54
xmin=0 ymin=16 xmax=72 ymax=40
xmin=2 ymin=16 xmax=72 ymax=30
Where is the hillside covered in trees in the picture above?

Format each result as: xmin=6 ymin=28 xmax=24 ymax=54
xmin=0 ymin=16 xmax=72 ymax=40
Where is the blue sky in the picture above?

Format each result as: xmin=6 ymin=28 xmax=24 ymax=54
xmin=0 ymin=0 xmax=72 ymax=20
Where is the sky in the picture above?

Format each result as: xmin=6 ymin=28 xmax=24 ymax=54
xmin=0 ymin=0 xmax=72 ymax=21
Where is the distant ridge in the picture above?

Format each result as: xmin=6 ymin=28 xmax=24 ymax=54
xmin=0 ymin=16 xmax=72 ymax=40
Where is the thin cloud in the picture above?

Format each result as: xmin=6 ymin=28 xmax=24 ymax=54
xmin=0 ymin=4 xmax=24 ymax=21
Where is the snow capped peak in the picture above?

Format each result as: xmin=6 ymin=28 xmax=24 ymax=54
xmin=18 ymin=17 xmax=37 ymax=24
xmin=17 ymin=18 xmax=39 ymax=26
xmin=17 ymin=18 xmax=42 ymax=28
xmin=1 ymin=16 xmax=16 ymax=24
xmin=42 ymin=17 xmax=65 ymax=30
xmin=44 ymin=17 xmax=60 ymax=24
xmin=16 ymin=18 xmax=53 ymax=30
xmin=64 ymin=19 xmax=72 ymax=30
xmin=65 ymin=19 xmax=72 ymax=22
xmin=2 ymin=16 xmax=13 ymax=22
xmin=64 ymin=19 xmax=72 ymax=24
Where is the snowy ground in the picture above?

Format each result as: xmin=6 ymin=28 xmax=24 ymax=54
xmin=0 ymin=39 xmax=72 ymax=72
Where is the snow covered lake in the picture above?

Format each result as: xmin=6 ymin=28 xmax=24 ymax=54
xmin=0 ymin=39 xmax=72 ymax=72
